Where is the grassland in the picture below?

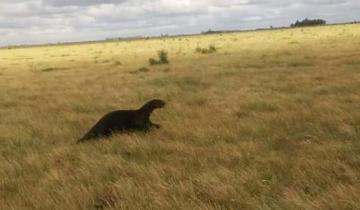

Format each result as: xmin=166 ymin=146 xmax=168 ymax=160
xmin=1 ymin=24 xmax=360 ymax=210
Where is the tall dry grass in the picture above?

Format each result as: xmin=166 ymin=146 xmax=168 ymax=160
xmin=1 ymin=24 xmax=360 ymax=209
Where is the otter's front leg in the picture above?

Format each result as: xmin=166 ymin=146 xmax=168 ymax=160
xmin=149 ymin=121 xmax=161 ymax=129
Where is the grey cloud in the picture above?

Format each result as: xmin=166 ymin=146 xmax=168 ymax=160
xmin=42 ymin=0 xmax=128 ymax=7
xmin=301 ymin=0 xmax=348 ymax=5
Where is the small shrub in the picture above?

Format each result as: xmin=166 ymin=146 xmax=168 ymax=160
xmin=149 ymin=50 xmax=169 ymax=65
xmin=158 ymin=50 xmax=169 ymax=64
xmin=149 ymin=58 xmax=158 ymax=65
xmin=209 ymin=45 xmax=217 ymax=52
xmin=195 ymin=45 xmax=217 ymax=54
xmin=114 ymin=61 xmax=122 ymax=66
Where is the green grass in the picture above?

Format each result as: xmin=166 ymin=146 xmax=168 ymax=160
xmin=1 ymin=24 xmax=360 ymax=209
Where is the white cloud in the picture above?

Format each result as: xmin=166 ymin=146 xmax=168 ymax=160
xmin=0 ymin=0 xmax=359 ymax=46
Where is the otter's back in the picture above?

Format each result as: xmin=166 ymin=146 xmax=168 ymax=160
xmin=100 ymin=110 xmax=137 ymax=131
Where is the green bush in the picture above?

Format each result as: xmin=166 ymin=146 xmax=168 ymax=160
xmin=158 ymin=50 xmax=169 ymax=64
xmin=149 ymin=50 xmax=169 ymax=65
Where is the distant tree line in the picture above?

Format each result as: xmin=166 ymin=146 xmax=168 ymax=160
xmin=202 ymin=29 xmax=224 ymax=34
xmin=291 ymin=18 xmax=327 ymax=27
xmin=349 ymin=21 xmax=360 ymax=24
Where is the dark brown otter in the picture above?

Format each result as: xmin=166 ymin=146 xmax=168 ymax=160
xmin=77 ymin=99 xmax=166 ymax=143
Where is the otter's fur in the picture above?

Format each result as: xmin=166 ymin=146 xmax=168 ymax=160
xmin=77 ymin=99 xmax=165 ymax=143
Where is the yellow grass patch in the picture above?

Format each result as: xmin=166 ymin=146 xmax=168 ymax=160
xmin=1 ymin=24 xmax=360 ymax=209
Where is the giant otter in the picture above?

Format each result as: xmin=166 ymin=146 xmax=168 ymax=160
xmin=77 ymin=99 xmax=166 ymax=143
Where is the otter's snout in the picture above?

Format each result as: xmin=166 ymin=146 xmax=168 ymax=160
xmin=159 ymin=101 xmax=166 ymax=108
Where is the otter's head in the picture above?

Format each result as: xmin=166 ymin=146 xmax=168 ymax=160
xmin=146 ymin=99 xmax=166 ymax=109
xmin=140 ymin=99 xmax=166 ymax=113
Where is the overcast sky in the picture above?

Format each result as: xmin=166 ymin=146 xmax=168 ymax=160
xmin=0 ymin=0 xmax=359 ymax=46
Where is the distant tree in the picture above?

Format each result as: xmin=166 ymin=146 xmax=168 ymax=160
xmin=291 ymin=18 xmax=326 ymax=27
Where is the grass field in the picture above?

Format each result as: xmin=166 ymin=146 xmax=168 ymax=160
xmin=1 ymin=24 xmax=360 ymax=210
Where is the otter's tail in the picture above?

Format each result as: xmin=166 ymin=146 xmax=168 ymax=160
xmin=76 ymin=136 xmax=88 ymax=144
xmin=76 ymin=130 xmax=96 ymax=144
xmin=76 ymin=137 xmax=87 ymax=144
